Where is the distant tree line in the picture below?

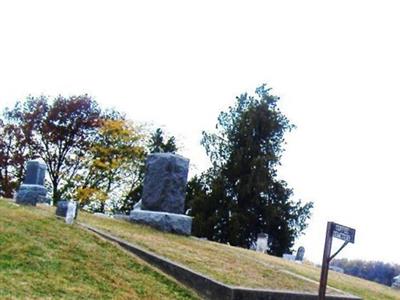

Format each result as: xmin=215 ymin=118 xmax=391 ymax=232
xmin=0 ymin=85 xmax=313 ymax=256
xmin=331 ymin=258 xmax=400 ymax=287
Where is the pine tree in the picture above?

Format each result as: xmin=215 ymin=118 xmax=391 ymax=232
xmin=187 ymin=85 xmax=313 ymax=256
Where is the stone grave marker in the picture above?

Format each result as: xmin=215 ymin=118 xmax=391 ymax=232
xmin=255 ymin=233 xmax=269 ymax=253
xmin=282 ymin=253 xmax=296 ymax=261
xmin=130 ymin=153 xmax=192 ymax=235
xmin=16 ymin=159 xmax=48 ymax=205
xmin=295 ymin=246 xmax=305 ymax=261
xmin=56 ymin=200 xmax=78 ymax=220
xmin=392 ymin=275 xmax=400 ymax=289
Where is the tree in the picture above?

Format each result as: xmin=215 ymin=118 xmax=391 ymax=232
xmin=148 ymin=128 xmax=178 ymax=154
xmin=186 ymin=85 xmax=313 ymax=256
xmin=331 ymin=258 xmax=400 ymax=287
xmin=5 ymin=95 xmax=101 ymax=204
xmin=0 ymin=121 xmax=28 ymax=197
xmin=0 ymin=103 xmax=41 ymax=197
xmin=75 ymin=117 xmax=145 ymax=212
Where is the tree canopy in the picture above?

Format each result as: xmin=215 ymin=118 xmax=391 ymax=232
xmin=186 ymin=85 xmax=313 ymax=256
xmin=0 ymin=96 xmax=146 ymax=212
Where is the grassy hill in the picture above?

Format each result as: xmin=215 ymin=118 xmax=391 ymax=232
xmin=0 ymin=199 xmax=198 ymax=299
xmin=1 ymin=198 xmax=400 ymax=300
xmin=77 ymin=210 xmax=400 ymax=300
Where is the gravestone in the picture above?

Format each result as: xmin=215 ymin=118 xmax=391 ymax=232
xmin=282 ymin=253 xmax=296 ymax=261
xmin=16 ymin=160 xmax=48 ymax=206
xmin=56 ymin=201 xmax=78 ymax=219
xmin=130 ymin=153 xmax=192 ymax=235
xmin=392 ymin=275 xmax=400 ymax=289
xmin=24 ymin=160 xmax=46 ymax=185
xmin=141 ymin=153 xmax=189 ymax=214
xmin=295 ymin=246 xmax=305 ymax=261
xmin=255 ymin=233 xmax=269 ymax=253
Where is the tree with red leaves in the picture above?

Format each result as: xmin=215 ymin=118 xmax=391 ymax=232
xmin=2 ymin=95 xmax=101 ymax=204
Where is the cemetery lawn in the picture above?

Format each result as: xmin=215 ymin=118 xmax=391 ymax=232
xmin=0 ymin=199 xmax=198 ymax=300
xmin=76 ymin=210 xmax=400 ymax=300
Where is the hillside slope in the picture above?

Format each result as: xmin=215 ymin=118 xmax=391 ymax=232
xmin=0 ymin=199 xmax=198 ymax=300
xmin=77 ymin=209 xmax=400 ymax=300
xmin=2 ymin=198 xmax=399 ymax=300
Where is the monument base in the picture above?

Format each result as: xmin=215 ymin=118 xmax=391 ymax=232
xmin=16 ymin=184 xmax=48 ymax=206
xmin=129 ymin=210 xmax=192 ymax=235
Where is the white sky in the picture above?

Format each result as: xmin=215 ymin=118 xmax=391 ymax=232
xmin=1 ymin=1 xmax=399 ymax=264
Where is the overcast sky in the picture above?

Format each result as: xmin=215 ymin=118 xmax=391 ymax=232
xmin=1 ymin=1 xmax=399 ymax=264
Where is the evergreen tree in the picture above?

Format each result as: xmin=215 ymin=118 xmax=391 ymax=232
xmin=187 ymin=85 xmax=313 ymax=256
xmin=148 ymin=128 xmax=177 ymax=154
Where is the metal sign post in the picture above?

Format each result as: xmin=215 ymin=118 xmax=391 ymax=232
xmin=318 ymin=222 xmax=355 ymax=300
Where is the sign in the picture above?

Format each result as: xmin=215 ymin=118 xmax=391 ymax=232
xmin=318 ymin=221 xmax=356 ymax=300
xmin=332 ymin=223 xmax=356 ymax=243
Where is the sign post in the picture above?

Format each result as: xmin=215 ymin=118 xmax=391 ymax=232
xmin=318 ymin=222 xmax=355 ymax=300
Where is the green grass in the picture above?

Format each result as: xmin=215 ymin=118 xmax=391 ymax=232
xmin=0 ymin=199 xmax=198 ymax=300
xmin=3 ymin=197 xmax=399 ymax=300
xmin=74 ymin=208 xmax=400 ymax=300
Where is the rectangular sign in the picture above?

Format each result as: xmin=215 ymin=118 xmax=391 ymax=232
xmin=331 ymin=223 xmax=356 ymax=243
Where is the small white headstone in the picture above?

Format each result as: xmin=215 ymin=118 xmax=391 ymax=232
xmin=392 ymin=275 xmax=400 ymax=289
xmin=256 ymin=233 xmax=269 ymax=253
xmin=282 ymin=253 xmax=296 ymax=261
xmin=65 ymin=201 xmax=77 ymax=224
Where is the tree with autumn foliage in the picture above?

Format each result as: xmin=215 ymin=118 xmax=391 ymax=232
xmin=3 ymin=95 xmax=102 ymax=204
xmin=0 ymin=119 xmax=33 ymax=198
xmin=75 ymin=117 xmax=145 ymax=212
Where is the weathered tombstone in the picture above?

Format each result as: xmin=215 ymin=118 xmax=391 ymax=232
xmin=65 ymin=202 xmax=77 ymax=224
xmin=255 ymin=233 xmax=269 ymax=253
xmin=56 ymin=201 xmax=78 ymax=219
xmin=392 ymin=275 xmax=400 ymax=289
xmin=24 ymin=160 xmax=46 ymax=185
xmin=295 ymin=246 xmax=305 ymax=261
xmin=130 ymin=153 xmax=192 ymax=235
xmin=282 ymin=253 xmax=296 ymax=261
xmin=16 ymin=159 xmax=48 ymax=206
xmin=141 ymin=153 xmax=189 ymax=214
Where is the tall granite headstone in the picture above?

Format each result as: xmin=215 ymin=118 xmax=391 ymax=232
xmin=141 ymin=153 xmax=189 ymax=214
xmin=16 ymin=160 xmax=48 ymax=206
xmin=130 ymin=153 xmax=192 ymax=235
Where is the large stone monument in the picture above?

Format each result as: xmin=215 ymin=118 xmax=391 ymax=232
xmin=130 ymin=153 xmax=192 ymax=235
xmin=16 ymin=160 xmax=48 ymax=205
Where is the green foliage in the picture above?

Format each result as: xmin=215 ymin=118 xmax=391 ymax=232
xmin=148 ymin=128 xmax=178 ymax=154
xmin=186 ymin=85 xmax=313 ymax=256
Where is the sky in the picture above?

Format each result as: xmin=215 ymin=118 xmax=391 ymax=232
xmin=1 ymin=0 xmax=399 ymax=264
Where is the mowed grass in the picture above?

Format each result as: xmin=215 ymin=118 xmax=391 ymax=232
xmin=73 ymin=209 xmax=400 ymax=300
xmin=0 ymin=199 xmax=198 ymax=300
